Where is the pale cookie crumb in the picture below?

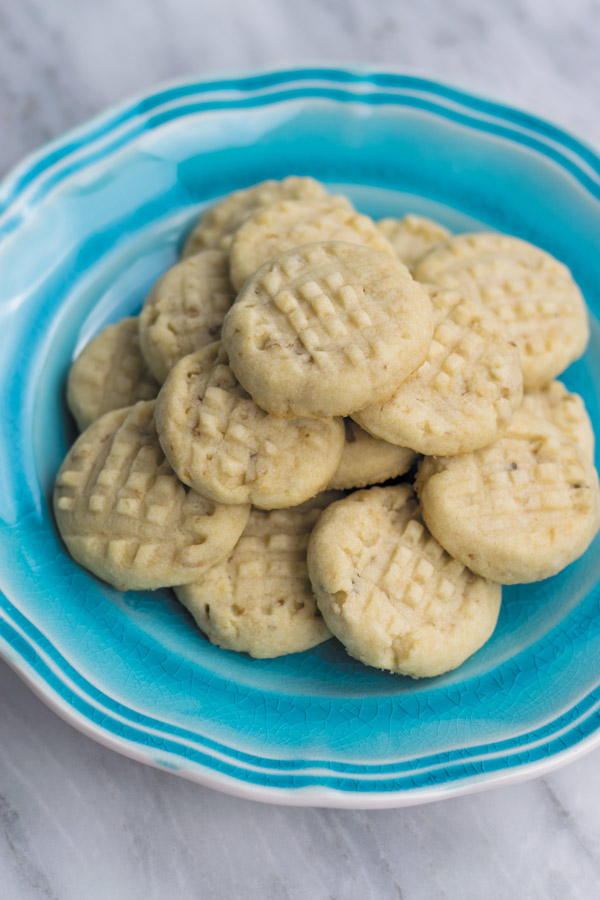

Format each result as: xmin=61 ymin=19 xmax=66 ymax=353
xmin=307 ymin=485 xmax=501 ymax=678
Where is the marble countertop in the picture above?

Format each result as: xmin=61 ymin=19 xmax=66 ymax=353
xmin=2 ymin=1 xmax=600 ymax=897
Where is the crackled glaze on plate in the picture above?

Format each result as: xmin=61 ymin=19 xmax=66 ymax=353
xmin=1 ymin=67 xmax=600 ymax=807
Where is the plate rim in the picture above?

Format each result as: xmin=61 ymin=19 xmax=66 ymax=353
xmin=2 ymin=64 xmax=599 ymax=223
xmin=2 ymin=64 xmax=600 ymax=807
xmin=3 ymin=624 xmax=600 ymax=809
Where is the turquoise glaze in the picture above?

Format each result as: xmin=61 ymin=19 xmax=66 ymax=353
xmin=1 ymin=68 xmax=600 ymax=807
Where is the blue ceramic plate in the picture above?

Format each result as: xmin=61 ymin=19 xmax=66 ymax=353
xmin=2 ymin=67 xmax=600 ymax=808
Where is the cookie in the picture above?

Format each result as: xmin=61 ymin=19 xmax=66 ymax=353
xmin=67 ymin=318 xmax=159 ymax=431
xmin=54 ymin=401 xmax=250 ymax=590
xmin=307 ymin=485 xmax=501 ymax=678
xmin=328 ymin=420 xmax=416 ymax=490
xmin=222 ymin=242 xmax=434 ymax=418
xmin=414 ymin=232 xmax=589 ymax=389
xmin=353 ymin=287 xmax=523 ymax=456
xmin=182 ymin=176 xmax=329 ymax=257
xmin=521 ymin=381 xmax=594 ymax=462
xmin=155 ymin=341 xmax=345 ymax=508
xmin=377 ymin=214 xmax=450 ymax=272
xmin=416 ymin=400 xmax=600 ymax=584
xmin=139 ymin=251 xmax=235 ymax=383
xmin=229 ymin=197 xmax=393 ymax=291
xmin=175 ymin=492 xmax=342 ymax=658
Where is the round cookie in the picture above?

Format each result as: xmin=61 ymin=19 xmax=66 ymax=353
xmin=182 ymin=176 xmax=329 ymax=257
xmin=155 ymin=341 xmax=345 ymax=509
xmin=175 ymin=492 xmax=342 ymax=658
xmin=377 ymin=214 xmax=450 ymax=272
xmin=521 ymin=381 xmax=594 ymax=462
xmin=307 ymin=485 xmax=501 ymax=678
xmin=416 ymin=401 xmax=600 ymax=584
xmin=222 ymin=242 xmax=434 ymax=418
xmin=414 ymin=232 xmax=589 ymax=389
xmin=67 ymin=318 xmax=159 ymax=432
xmin=139 ymin=251 xmax=235 ymax=383
xmin=54 ymin=401 xmax=250 ymax=591
xmin=353 ymin=287 xmax=523 ymax=456
xmin=229 ymin=198 xmax=393 ymax=291
xmin=328 ymin=420 xmax=416 ymax=490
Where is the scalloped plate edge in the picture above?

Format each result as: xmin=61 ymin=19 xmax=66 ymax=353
xmin=2 ymin=65 xmax=600 ymax=807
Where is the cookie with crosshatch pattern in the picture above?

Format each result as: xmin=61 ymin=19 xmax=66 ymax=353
xmin=307 ymin=485 xmax=501 ymax=678
xmin=353 ymin=286 xmax=523 ymax=455
xmin=54 ymin=401 xmax=250 ymax=590
xmin=222 ymin=242 xmax=434 ymax=418
xmin=416 ymin=399 xmax=600 ymax=584
xmin=175 ymin=491 xmax=343 ymax=658
xmin=67 ymin=317 xmax=159 ymax=432
xmin=521 ymin=381 xmax=594 ymax=462
xmin=377 ymin=213 xmax=450 ymax=272
xmin=328 ymin=419 xmax=416 ymax=490
xmin=229 ymin=197 xmax=394 ymax=290
xmin=155 ymin=341 xmax=345 ymax=508
xmin=413 ymin=232 xmax=589 ymax=389
xmin=139 ymin=250 xmax=235 ymax=384
xmin=181 ymin=176 xmax=329 ymax=257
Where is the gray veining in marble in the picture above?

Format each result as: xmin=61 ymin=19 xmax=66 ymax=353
xmin=2 ymin=0 xmax=600 ymax=897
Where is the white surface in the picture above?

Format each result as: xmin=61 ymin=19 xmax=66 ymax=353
xmin=2 ymin=0 xmax=600 ymax=896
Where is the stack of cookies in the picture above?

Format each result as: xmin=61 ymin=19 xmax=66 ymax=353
xmin=54 ymin=176 xmax=600 ymax=679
